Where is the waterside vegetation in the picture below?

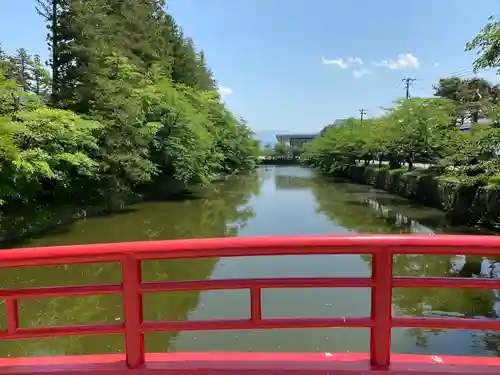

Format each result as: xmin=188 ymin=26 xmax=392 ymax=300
xmin=0 ymin=1 xmax=259 ymax=241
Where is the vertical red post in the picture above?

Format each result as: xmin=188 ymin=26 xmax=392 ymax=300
xmin=370 ymin=248 xmax=393 ymax=369
xmin=6 ymin=298 xmax=19 ymax=334
xmin=122 ymin=256 xmax=145 ymax=369
xmin=250 ymin=287 xmax=262 ymax=324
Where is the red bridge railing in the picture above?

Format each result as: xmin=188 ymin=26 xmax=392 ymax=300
xmin=1 ymin=234 xmax=500 ymax=374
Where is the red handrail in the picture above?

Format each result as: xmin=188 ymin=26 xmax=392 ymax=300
xmin=1 ymin=234 xmax=500 ymax=372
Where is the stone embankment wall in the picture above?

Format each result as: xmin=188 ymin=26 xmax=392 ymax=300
xmin=336 ymin=165 xmax=500 ymax=229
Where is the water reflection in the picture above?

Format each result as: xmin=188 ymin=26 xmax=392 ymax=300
xmin=5 ymin=171 xmax=261 ymax=248
xmin=388 ymin=257 xmax=500 ymax=356
xmin=311 ymin=178 xmax=457 ymax=234
xmin=2 ymin=166 xmax=500 ymax=357
xmin=302 ymin=169 xmax=500 ymax=356
xmin=0 ymin=172 xmax=261 ymax=357
xmin=274 ymin=174 xmax=311 ymax=190
xmin=0 ymin=258 xmax=221 ymax=356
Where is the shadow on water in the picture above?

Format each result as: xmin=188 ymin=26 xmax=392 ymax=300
xmin=0 ymin=171 xmax=262 ymax=357
xmin=2 ymin=166 xmax=500 ymax=357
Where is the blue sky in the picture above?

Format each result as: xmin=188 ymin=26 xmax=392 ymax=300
xmin=1 ymin=1 xmax=499 ymax=133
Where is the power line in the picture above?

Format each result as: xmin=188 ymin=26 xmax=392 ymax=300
xmin=359 ymin=108 xmax=367 ymax=122
xmin=445 ymin=67 xmax=473 ymax=77
xmin=443 ymin=67 xmax=489 ymax=79
xmin=363 ymin=68 xmax=492 ymax=121
xmin=401 ymin=78 xmax=417 ymax=99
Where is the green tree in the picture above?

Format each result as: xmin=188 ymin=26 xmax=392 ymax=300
xmin=466 ymin=16 xmax=500 ymax=73
xmin=383 ymin=98 xmax=457 ymax=169
xmin=303 ymin=99 xmax=458 ymax=172
xmin=35 ymin=0 xmax=70 ymax=103
xmin=433 ymin=77 xmax=493 ymax=125
xmin=0 ymin=67 xmax=41 ymax=115
xmin=11 ymin=48 xmax=33 ymax=92
xmin=28 ymin=54 xmax=51 ymax=98
xmin=0 ymin=0 xmax=259 ymax=236
xmin=274 ymin=141 xmax=290 ymax=158
xmin=0 ymin=44 xmax=15 ymax=81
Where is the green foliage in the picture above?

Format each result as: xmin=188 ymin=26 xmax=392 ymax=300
xmin=11 ymin=48 xmax=33 ymax=92
xmin=488 ymin=176 xmax=500 ymax=186
xmin=274 ymin=141 xmax=290 ymax=157
xmin=303 ymin=98 xmax=462 ymax=173
xmin=384 ymin=98 xmax=458 ymax=163
xmin=0 ymin=108 xmax=102 ymax=205
xmin=0 ymin=1 xmax=259 ymax=223
xmin=302 ymin=87 xmax=500 ymax=189
xmin=261 ymin=141 xmax=304 ymax=160
xmin=433 ymin=76 xmax=500 ymax=124
xmin=29 ymin=55 xmax=51 ymax=98
xmin=466 ymin=15 xmax=500 ymax=74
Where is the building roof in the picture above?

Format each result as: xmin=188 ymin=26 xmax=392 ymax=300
xmin=275 ymin=133 xmax=318 ymax=140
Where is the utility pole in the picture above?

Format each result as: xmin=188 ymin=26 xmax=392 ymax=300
xmin=401 ymin=78 xmax=417 ymax=99
xmin=359 ymin=108 xmax=367 ymax=123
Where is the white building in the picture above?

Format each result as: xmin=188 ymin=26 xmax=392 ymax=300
xmin=275 ymin=133 xmax=318 ymax=148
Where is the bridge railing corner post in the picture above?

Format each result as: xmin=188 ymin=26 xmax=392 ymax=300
xmin=122 ymin=256 xmax=145 ymax=369
xmin=369 ymin=247 xmax=393 ymax=369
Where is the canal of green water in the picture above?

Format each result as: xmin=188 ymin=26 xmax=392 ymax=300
xmin=1 ymin=166 xmax=499 ymax=357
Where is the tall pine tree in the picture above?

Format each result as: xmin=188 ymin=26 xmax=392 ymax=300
xmin=28 ymin=54 xmax=51 ymax=97
xmin=36 ymin=0 xmax=73 ymax=105
xmin=11 ymin=48 xmax=33 ymax=91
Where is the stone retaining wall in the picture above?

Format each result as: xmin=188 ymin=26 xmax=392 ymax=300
xmin=336 ymin=165 xmax=500 ymax=229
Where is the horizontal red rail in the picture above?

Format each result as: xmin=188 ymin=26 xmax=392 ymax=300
xmin=0 ymin=323 xmax=124 ymax=340
xmin=0 ymin=284 xmax=122 ymax=299
xmin=140 ymin=277 xmax=372 ymax=292
xmin=141 ymin=317 xmax=372 ymax=332
xmin=1 ymin=235 xmax=500 ymax=373
xmin=2 ymin=234 xmax=500 ymax=267
xmin=393 ymin=276 xmax=500 ymax=289
xmin=2 ymin=276 xmax=497 ymax=301
xmin=393 ymin=317 xmax=500 ymax=330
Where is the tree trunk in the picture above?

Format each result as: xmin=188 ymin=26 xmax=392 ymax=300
xmin=50 ymin=0 xmax=58 ymax=104
xmin=407 ymin=154 xmax=414 ymax=171
xmin=388 ymin=154 xmax=400 ymax=169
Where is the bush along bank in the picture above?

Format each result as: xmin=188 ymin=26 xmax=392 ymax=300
xmin=0 ymin=2 xmax=259 ymax=242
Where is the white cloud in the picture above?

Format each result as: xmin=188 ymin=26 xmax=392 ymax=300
xmin=353 ymin=69 xmax=372 ymax=79
xmin=322 ymin=56 xmax=364 ymax=69
xmin=373 ymin=53 xmax=420 ymax=69
xmin=218 ymin=86 xmax=232 ymax=98
xmin=432 ymin=61 xmax=440 ymax=68
xmin=347 ymin=57 xmax=363 ymax=65
xmin=321 ymin=56 xmax=348 ymax=69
